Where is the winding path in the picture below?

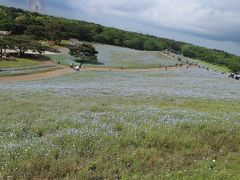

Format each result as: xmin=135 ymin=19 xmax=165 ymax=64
xmin=0 ymin=66 xmax=73 ymax=82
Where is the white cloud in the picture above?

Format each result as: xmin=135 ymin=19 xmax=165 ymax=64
xmin=3 ymin=0 xmax=240 ymax=54
xmin=67 ymin=0 xmax=240 ymax=42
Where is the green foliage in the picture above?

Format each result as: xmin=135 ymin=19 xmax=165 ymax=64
xmin=181 ymin=45 xmax=198 ymax=58
xmin=1 ymin=5 xmax=240 ymax=72
xmin=25 ymin=25 xmax=48 ymax=40
xmin=69 ymin=43 xmax=98 ymax=63
xmin=144 ymin=39 xmax=163 ymax=51
xmin=228 ymin=59 xmax=240 ymax=73
xmin=0 ymin=5 xmax=183 ymax=52
xmin=0 ymin=38 xmax=7 ymax=48
xmin=181 ymin=45 xmax=240 ymax=73
xmin=3 ymin=35 xmax=49 ymax=56
xmin=0 ymin=18 xmax=16 ymax=32
xmin=124 ymin=38 xmax=145 ymax=50
xmin=0 ymin=8 xmax=16 ymax=31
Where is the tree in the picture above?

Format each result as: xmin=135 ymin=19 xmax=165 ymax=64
xmin=25 ymin=25 xmax=48 ymax=40
xmin=229 ymin=59 xmax=240 ymax=73
xmin=169 ymin=41 xmax=181 ymax=52
xmin=4 ymin=35 xmax=48 ymax=56
xmin=94 ymin=26 xmax=103 ymax=34
xmin=181 ymin=45 xmax=197 ymax=58
xmin=124 ymin=38 xmax=145 ymax=50
xmin=0 ymin=17 xmax=16 ymax=32
xmin=144 ymin=40 xmax=158 ymax=51
xmin=94 ymin=34 xmax=106 ymax=43
xmin=69 ymin=43 xmax=98 ymax=63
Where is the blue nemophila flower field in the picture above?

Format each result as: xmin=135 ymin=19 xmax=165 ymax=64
xmin=1 ymin=68 xmax=239 ymax=99
xmin=0 ymin=67 xmax=240 ymax=179
xmin=93 ymin=44 xmax=179 ymax=68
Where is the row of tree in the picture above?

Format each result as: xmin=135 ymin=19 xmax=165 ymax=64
xmin=0 ymin=5 xmax=183 ymax=51
xmin=0 ymin=5 xmax=240 ymax=72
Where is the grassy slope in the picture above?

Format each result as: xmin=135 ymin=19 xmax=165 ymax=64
xmin=0 ymin=57 xmax=60 ymax=77
xmin=45 ymin=42 xmax=232 ymax=72
xmin=0 ymin=58 xmax=42 ymax=68
xmin=93 ymin=44 xmax=179 ymax=68
xmin=49 ymin=43 xmax=180 ymax=68
xmin=191 ymin=59 xmax=231 ymax=72
xmin=39 ymin=42 xmax=234 ymax=71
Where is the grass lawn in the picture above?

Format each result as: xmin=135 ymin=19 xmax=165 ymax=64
xmin=0 ymin=58 xmax=43 ymax=68
xmin=191 ymin=59 xmax=231 ymax=72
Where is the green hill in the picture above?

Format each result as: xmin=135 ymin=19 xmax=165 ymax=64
xmin=46 ymin=44 xmax=178 ymax=68
xmin=93 ymin=44 xmax=179 ymax=68
xmin=0 ymin=5 xmax=240 ymax=72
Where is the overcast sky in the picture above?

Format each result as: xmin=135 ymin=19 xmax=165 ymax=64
xmin=1 ymin=0 xmax=240 ymax=55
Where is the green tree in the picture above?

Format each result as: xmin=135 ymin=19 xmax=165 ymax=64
xmin=25 ymin=25 xmax=48 ymax=40
xmin=4 ymin=35 xmax=48 ymax=56
xmin=229 ymin=59 xmax=240 ymax=73
xmin=181 ymin=45 xmax=197 ymax=58
xmin=69 ymin=43 xmax=98 ymax=63
xmin=94 ymin=26 xmax=103 ymax=34
xmin=144 ymin=40 xmax=158 ymax=51
xmin=124 ymin=38 xmax=145 ymax=50
xmin=0 ymin=18 xmax=16 ymax=32
xmin=94 ymin=34 xmax=106 ymax=43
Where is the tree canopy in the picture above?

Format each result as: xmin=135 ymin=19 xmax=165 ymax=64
xmin=2 ymin=35 xmax=49 ymax=57
xmin=69 ymin=43 xmax=98 ymax=63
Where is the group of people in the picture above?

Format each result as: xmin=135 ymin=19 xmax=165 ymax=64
xmin=70 ymin=63 xmax=83 ymax=71
xmin=229 ymin=73 xmax=240 ymax=80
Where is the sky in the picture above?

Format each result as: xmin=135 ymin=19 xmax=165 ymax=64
xmin=1 ymin=0 xmax=240 ymax=55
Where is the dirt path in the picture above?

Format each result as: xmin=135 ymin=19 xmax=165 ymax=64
xmin=0 ymin=61 xmax=74 ymax=82
xmin=0 ymin=67 xmax=74 ymax=82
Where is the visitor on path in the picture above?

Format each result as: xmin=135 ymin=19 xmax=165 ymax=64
xmin=236 ymin=75 xmax=240 ymax=80
xmin=74 ymin=65 xmax=80 ymax=71
xmin=229 ymin=73 xmax=235 ymax=78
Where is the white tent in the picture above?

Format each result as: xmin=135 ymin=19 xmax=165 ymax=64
xmin=0 ymin=31 xmax=11 ymax=36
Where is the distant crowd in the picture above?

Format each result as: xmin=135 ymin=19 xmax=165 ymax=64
xmin=163 ymin=49 xmax=240 ymax=80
